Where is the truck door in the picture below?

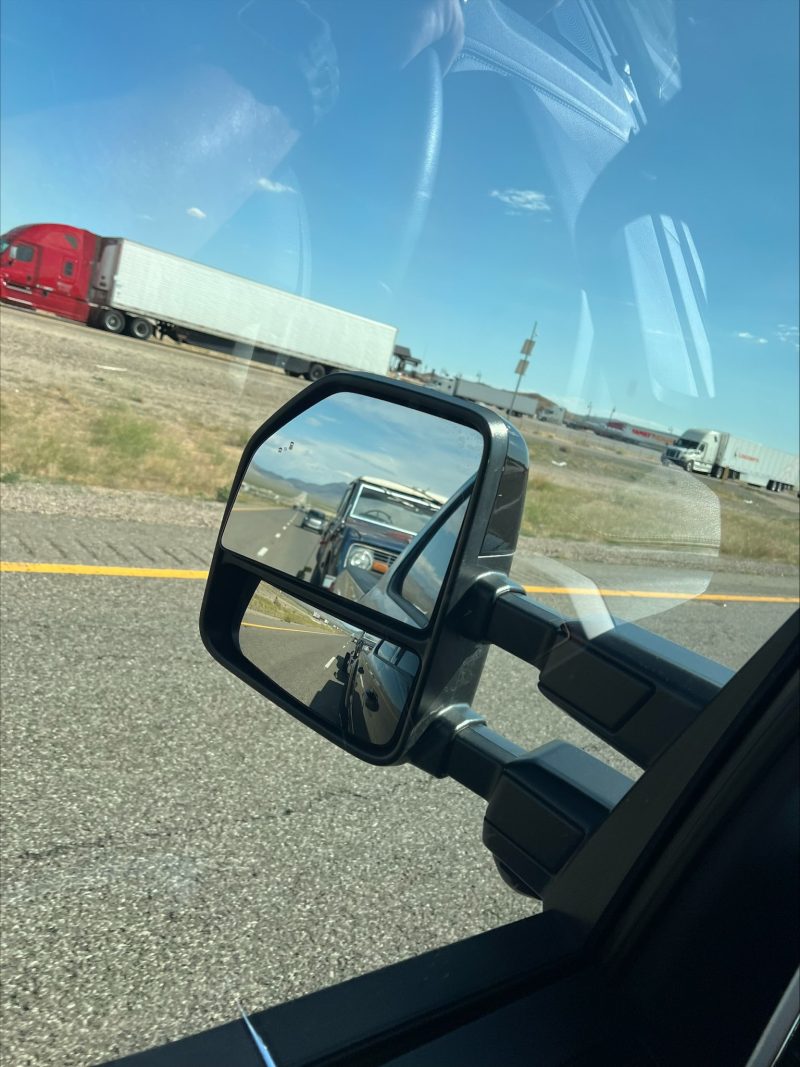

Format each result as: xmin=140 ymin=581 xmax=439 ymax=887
xmin=2 ymin=240 xmax=41 ymax=296
xmin=46 ymin=252 xmax=86 ymax=321
xmin=23 ymin=237 xmax=88 ymax=322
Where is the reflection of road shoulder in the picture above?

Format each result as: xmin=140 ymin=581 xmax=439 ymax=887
xmin=242 ymin=607 xmax=339 ymax=636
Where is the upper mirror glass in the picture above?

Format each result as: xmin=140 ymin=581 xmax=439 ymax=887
xmin=222 ymin=392 xmax=484 ymax=621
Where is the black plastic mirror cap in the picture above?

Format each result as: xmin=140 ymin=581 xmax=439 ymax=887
xmin=199 ymin=372 xmax=530 ymax=766
xmin=482 ymin=741 xmax=634 ymax=900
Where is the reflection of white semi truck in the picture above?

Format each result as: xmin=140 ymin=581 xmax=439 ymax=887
xmin=427 ymin=376 xmax=538 ymax=417
xmin=662 ymin=429 xmax=799 ymax=492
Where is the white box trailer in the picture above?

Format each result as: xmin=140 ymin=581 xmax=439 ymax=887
xmin=428 ymin=376 xmax=538 ymax=417
xmin=92 ymin=239 xmax=398 ymax=380
xmin=662 ymin=428 xmax=799 ymax=491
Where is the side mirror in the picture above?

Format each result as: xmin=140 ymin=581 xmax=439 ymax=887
xmin=200 ymin=373 xmax=528 ymax=764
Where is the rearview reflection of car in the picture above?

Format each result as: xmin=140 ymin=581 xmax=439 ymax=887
xmin=341 ymin=636 xmax=418 ymax=747
xmin=311 ymin=477 xmax=445 ymax=589
xmin=301 ymin=508 xmax=326 ymax=532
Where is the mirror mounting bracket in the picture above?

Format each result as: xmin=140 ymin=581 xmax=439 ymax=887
xmin=407 ymin=703 xmax=488 ymax=774
xmin=454 ymin=571 xmax=528 ymax=642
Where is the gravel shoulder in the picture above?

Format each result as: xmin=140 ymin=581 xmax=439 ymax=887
xmin=3 ymin=481 xmax=797 ymax=581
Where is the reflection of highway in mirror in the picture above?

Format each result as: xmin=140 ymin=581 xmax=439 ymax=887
xmin=221 ymin=392 xmax=484 ymax=596
xmin=239 ymin=583 xmax=418 ymax=749
xmin=225 ymin=502 xmax=324 ymax=577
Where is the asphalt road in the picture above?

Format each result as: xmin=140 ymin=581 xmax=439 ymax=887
xmin=2 ymin=508 xmax=798 ymax=1066
xmin=223 ymin=506 xmax=321 ymax=578
xmin=239 ymin=608 xmax=352 ymax=727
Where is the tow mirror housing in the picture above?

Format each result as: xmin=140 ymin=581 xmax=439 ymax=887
xmin=200 ymin=372 xmax=528 ymax=764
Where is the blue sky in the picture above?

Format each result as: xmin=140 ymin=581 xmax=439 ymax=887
xmin=250 ymin=392 xmax=483 ymax=495
xmin=1 ymin=0 xmax=798 ymax=451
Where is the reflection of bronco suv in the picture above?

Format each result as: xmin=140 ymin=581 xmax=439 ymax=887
xmin=310 ymin=477 xmax=445 ymax=589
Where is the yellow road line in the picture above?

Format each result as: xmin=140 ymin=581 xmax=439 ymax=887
xmin=242 ymin=621 xmax=340 ymax=636
xmin=0 ymin=562 xmax=208 ymax=579
xmin=1 ymin=563 xmax=797 ymax=605
xmin=522 ymin=585 xmax=799 ymax=604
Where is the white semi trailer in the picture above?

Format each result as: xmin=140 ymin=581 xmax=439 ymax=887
xmin=662 ymin=428 xmax=798 ymax=492
xmin=428 ymin=376 xmax=539 ymax=417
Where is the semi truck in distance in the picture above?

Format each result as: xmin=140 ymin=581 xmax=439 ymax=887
xmin=0 ymin=223 xmax=397 ymax=381
xmin=662 ymin=428 xmax=799 ymax=492
xmin=426 ymin=375 xmax=539 ymax=418
xmin=595 ymin=419 xmax=676 ymax=453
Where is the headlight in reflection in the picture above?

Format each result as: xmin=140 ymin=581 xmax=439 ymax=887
xmin=347 ymin=545 xmax=374 ymax=570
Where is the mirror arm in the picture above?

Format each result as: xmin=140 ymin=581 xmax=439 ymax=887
xmin=487 ymin=590 xmax=733 ymax=769
xmin=410 ymin=707 xmax=524 ymax=797
xmin=482 ymin=582 xmax=571 ymax=668
xmin=410 ymin=707 xmax=635 ymax=900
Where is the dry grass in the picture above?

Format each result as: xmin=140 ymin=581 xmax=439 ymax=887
xmin=1 ymin=326 xmax=796 ymax=565
xmin=249 ymin=586 xmax=336 ymax=633
xmin=523 ymin=472 xmax=799 ymax=564
xmin=0 ymin=389 xmax=250 ymax=501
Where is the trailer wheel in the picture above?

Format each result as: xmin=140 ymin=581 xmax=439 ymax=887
xmin=99 ymin=308 xmax=126 ymax=334
xmin=127 ymin=317 xmax=153 ymax=341
xmin=307 ymin=363 xmax=326 ymax=382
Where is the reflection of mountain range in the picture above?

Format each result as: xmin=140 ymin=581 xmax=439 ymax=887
xmin=249 ymin=464 xmax=347 ymax=507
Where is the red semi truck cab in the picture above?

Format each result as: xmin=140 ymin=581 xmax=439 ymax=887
xmin=0 ymin=223 xmax=100 ymax=323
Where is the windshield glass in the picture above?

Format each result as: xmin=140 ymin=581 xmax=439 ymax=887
xmin=1 ymin=2 xmax=797 ymax=1063
xmin=350 ymin=486 xmax=441 ymax=535
xmin=675 ymin=437 xmax=702 ymax=448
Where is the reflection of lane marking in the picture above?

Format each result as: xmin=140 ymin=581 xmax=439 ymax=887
xmin=257 ymin=547 xmax=268 ymax=558
xmin=523 ymin=585 xmax=800 ymax=604
xmin=324 ymin=656 xmax=336 ymax=669
xmin=242 ymin=621 xmax=341 ymax=636
xmin=0 ymin=564 xmax=797 ymax=604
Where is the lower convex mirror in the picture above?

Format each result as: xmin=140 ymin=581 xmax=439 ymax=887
xmin=241 ymin=581 xmax=419 ymax=750
xmin=221 ymin=390 xmax=484 ymax=626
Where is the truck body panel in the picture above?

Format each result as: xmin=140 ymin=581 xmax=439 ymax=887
xmin=428 ymin=376 xmax=539 ymax=417
xmin=97 ymin=240 xmax=397 ymax=372
xmin=598 ymin=419 xmax=676 ymax=452
xmin=536 ymin=405 xmax=565 ymax=424
xmin=1 ymin=223 xmax=397 ymax=377
xmin=0 ymin=223 xmax=98 ymax=323
xmin=662 ymin=428 xmax=799 ymax=490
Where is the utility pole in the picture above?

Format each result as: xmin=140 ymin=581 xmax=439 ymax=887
xmin=508 ymin=322 xmax=537 ymax=417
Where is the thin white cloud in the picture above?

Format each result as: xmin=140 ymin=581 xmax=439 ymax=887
xmin=736 ymin=330 xmax=768 ymax=345
xmin=775 ymin=324 xmax=799 ymax=347
xmin=186 ymin=206 xmax=207 ymax=219
xmin=256 ymin=177 xmax=296 ymax=194
xmin=490 ymin=188 xmax=551 ymax=213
